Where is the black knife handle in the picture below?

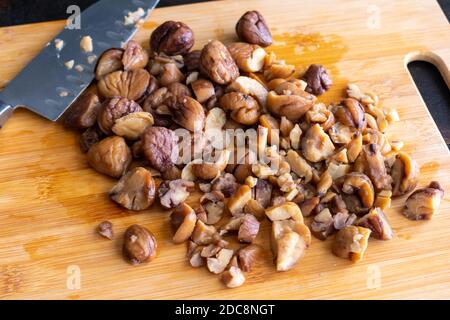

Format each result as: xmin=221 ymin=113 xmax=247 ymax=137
xmin=0 ymin=100 xmax=14 ymax=129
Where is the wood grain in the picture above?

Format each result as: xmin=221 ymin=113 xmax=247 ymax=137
xmin=0 ymin=0 xmax=449 ymax=300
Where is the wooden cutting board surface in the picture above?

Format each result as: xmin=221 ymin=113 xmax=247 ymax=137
xmin=0 ymin=0 xmax=449 ymax=300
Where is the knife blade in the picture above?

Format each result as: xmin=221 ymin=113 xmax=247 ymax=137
xmin=0 ymin=0 xmax=159 ymax=129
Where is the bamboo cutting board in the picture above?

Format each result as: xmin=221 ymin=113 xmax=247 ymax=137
xmin=0 ymin=0 xmax=449 ymax=300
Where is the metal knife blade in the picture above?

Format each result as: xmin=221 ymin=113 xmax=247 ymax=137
xmin=0 ymin=0 xmax=159 ymax=128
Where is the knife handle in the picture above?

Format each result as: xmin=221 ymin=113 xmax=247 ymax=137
xmin=0 ymin=100 xmax=14 ymax=129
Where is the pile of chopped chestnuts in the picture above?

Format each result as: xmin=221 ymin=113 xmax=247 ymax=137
xmin=65 ymin=10 xmax=444 ymax=289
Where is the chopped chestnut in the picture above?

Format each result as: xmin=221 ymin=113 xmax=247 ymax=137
xmin=333 ymin=211 xmax=357 ymax=230
xmin=97 ymin=97 xmax=142 ymax=135
xmin=123 ymin=224 xmax=157 ymax=265
xmin=238 ymin=214 xmax=260 ymax=243
xmin=332 ymin=226 xmax=371 ymax=262
xmin=220 ymin=92 xmax=260 ymax=125
xmin=265 ymin=202 xmax=303 ymax=222
xmin=192 ymin=220 xmax=219 ymax=245
xmin=227 ymin=42 xmax=266 ymax=73
xmin=221 ymin=266 xmax=246 ymax=288
xmin=334 ymin=98 xmax=366 ymax=131
xmin=109 ymin=167 xmax=156 ymax=210
xmin=391 ymin=152 xmax=420 ymax=196
xmin=357 ymin=207 xmax=394 ymax=240
xmin=228 ymin=185 xmax=252 ymax=215
xmin=158 ymin=179 xmax=195 ymax=209
xmin=403 ymin=181 xmax=444 ymax=220
xmin=301 ymin=124 xmax=335 ymax=162
xmin=238 ymin=244 xmax=262 ymax=272
xmin=200 ymin=191 xmax=225 ymax=224
xmin=207 ymin=248 xmax=234 ymax=274
xmin=171 ymin=203 xmax=197 ymax=244
xmin=311 ymin=208 xmax=334 ymax=240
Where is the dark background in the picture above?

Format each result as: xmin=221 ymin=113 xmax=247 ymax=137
xmin=0 ymin=0 xmax=449 ymax=147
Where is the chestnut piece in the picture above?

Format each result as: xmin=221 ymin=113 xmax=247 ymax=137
xmin=97 ymin=221 xmax=113 ymax=240
xmin=236 ymin=11 xmax=273 ymax=47
xmin=87 ymin=136 xmax=132 ymax=178
xmin=303 ymin=64 xmax=332 ymax=96
xmin=97 ymin=97 xmax=142 ymax=135
xmin=64 ymin=92 xmax=101 ymax=129
xmin=199 ymin=40 xmax=239 ymax=85
xmin=80 ymin=125 xmax=104 ymax=153
xmin=95 ymin=48 xmax=124 ymax=80
xmin=150 ymin=21 xmax=194 ymax=55
xmin=122 ymin=40 xmax=149 ymax=71
xmin=158 ymin=179 xmax=195 ymax=209
xmin=403 ymin=181 xmax=444 ymax=220
xmin=109 ymin=167 xmax=156 ymax=211
xmin=123 ymin=224 xmax=157 ymax=265
xmin=141 ymin=126 xmax=178 ymax=173
xmin=98 ymin=69 xmax=150 ymax=101
xmin=220 ymin=92 xmax=260 ymax=125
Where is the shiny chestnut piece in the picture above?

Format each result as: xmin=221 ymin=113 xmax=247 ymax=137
xmin=123 ymin=224 xmax=157 ymax=265
xmin=150 ymin=21 xmax=194 ymax=55
xmin=236 ymin=11 xmax=273 ymax=47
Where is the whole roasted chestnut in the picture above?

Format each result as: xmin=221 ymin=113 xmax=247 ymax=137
xmin=141 ymin=126 xmax=178 ymax=173
xmin=150 ymin=21 xmax=194 ymax=55
xmin=167 ymin=95 xmax=205 ymax=132
xmin=98 ymin=69 xmax=150 ymax=101
xmin=87 ymin=136 xmax=132 ymax=178
xmin=200 ymin=40 xmax=239 ymax=85
xmin=95 ymin=48 xmax=124 ymax=80
xmin=235 ymin=11 xmax=273 ymax=47
xmin=122 ymin=40 xmax=149 ymax=71
xmin=123 ymin=224 xmax=157 ymax=265
xmin=64 ymin=92 xmax=101 ymax=129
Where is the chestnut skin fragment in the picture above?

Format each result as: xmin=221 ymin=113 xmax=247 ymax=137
xmin=123 ymin=224 xmax=157 ymax=265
